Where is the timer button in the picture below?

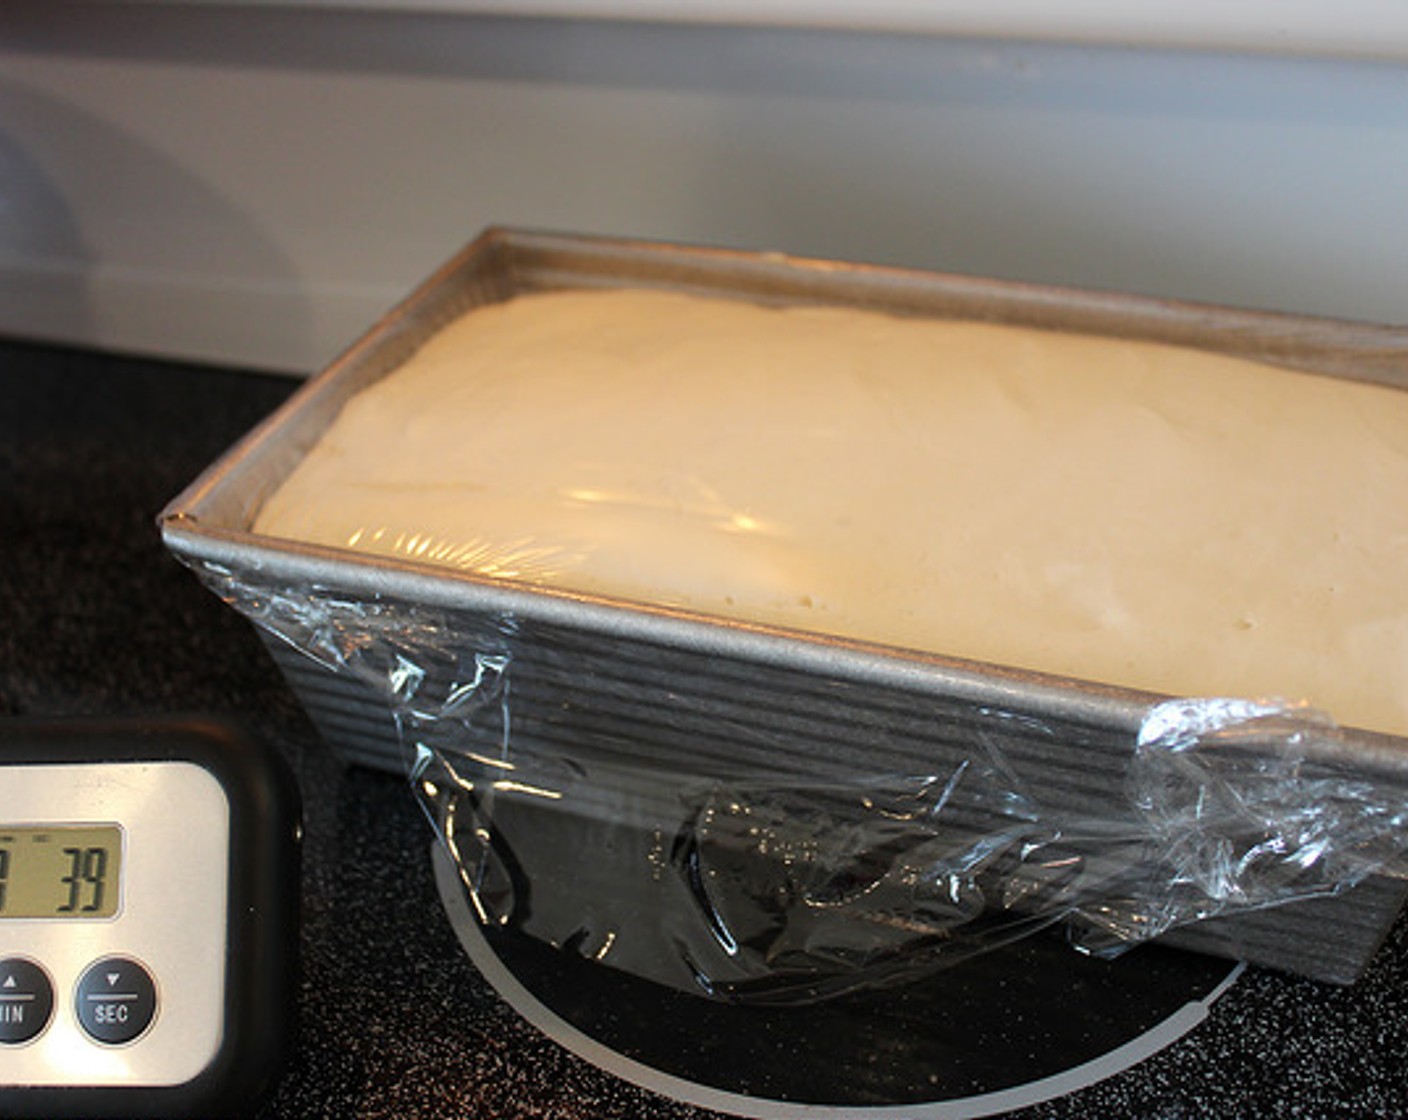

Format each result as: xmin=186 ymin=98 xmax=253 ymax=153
xmin=75 ymin=956 xmax=158 ymax=1045
xmin=0 ymin=957 xmax=55 ymax=1045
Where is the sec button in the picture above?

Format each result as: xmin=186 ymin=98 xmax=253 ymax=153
xmin=75 ymin=957 xmax=158 ymax=1045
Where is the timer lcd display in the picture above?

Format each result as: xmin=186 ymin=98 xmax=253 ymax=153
xmin=0 ymin=825 xmax=122 ymax=919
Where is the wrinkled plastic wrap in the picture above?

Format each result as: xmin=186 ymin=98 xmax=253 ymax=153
xmin=191 ymin=562 xmax=1408 ymax=1003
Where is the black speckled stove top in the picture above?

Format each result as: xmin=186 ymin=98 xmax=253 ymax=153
xmin=4 ymin=338 xmax=1408 ymax=1119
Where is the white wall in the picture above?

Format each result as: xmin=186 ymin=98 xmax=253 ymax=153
xmin=2 ymin=2 xmax=1406 ymax=374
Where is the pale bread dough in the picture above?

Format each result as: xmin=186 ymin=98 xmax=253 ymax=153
xmin=255 ymin=289 xmax=1408 ymax=736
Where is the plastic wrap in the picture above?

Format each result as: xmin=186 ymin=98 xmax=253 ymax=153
xmin=192 ymin=562 xmax=1408 ymax=1003
xmin=250 ymin=288 xmax=1408 ymax=744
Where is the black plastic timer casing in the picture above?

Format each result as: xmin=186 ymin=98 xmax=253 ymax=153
xmin=0 ymin=717 xmax=301 ymax=1119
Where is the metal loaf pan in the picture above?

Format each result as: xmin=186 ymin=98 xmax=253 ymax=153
xmin=161 ymin=228 xmax=1408 ymax=985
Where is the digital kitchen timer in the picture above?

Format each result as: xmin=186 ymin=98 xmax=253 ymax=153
xmin=0 ymin=718 xmax=300 ymax=1118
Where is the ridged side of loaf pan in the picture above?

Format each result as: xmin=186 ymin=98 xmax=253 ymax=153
xmin=258 ymin=620 xmax=1407 ymax=988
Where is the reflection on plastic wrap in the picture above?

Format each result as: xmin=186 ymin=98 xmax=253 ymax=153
xmin=193 ymin=562 xmax=1408 ymax=1003
xmin=1118 ymin=699 xmax=1408 ymax=946
xmin=672 ymin=765 xmax=1076 ymax=1003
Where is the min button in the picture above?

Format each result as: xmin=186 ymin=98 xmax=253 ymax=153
xmin=0 ymin=957 xmax=54 ymax=1045
xmin=75 ymin=957 xmax=158 ymax=1045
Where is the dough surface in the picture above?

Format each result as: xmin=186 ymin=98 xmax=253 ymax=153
xmin=255 ymin=289 xmax=1408 ymax=737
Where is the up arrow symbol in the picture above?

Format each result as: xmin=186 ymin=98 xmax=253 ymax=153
xmin=107 ymin=973 xmax=121 ymax=987
xmin=2 ymin=975 xmax=15 ymax=989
